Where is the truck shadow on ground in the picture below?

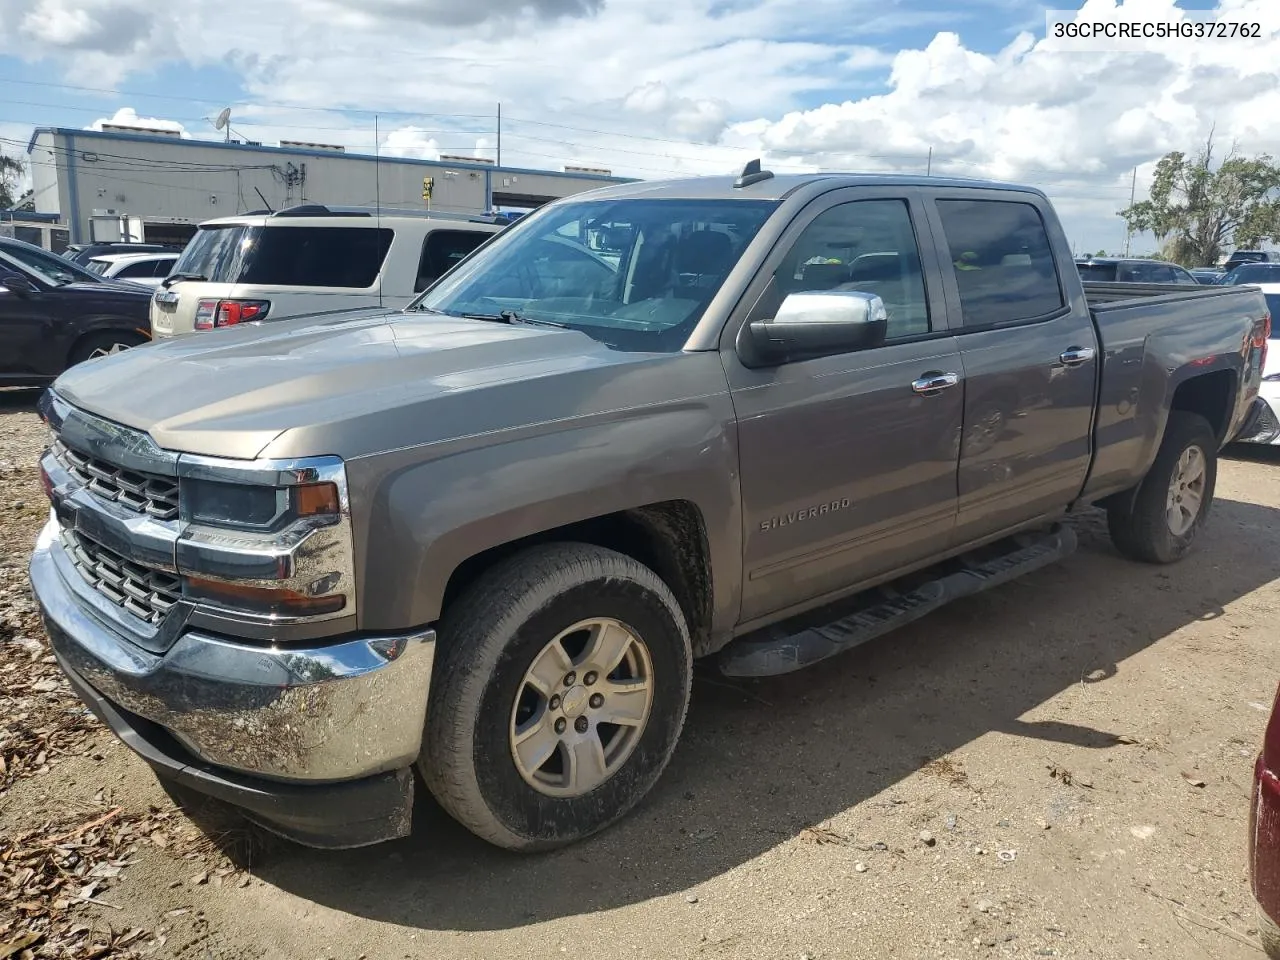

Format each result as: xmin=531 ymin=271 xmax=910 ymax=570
xmin=243 ymin=498 xmax=1280 ymax=931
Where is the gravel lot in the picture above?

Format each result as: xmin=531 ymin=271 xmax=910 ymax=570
xmin=2 ymin=386 xmax=1279 ymax=960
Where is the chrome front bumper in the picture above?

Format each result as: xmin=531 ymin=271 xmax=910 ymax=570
xmin=30 ymin=517 xmax=436 ymax=783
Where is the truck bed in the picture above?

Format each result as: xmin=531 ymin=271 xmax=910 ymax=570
xmin=1080 ymin=280 xmax=1268 ymax=502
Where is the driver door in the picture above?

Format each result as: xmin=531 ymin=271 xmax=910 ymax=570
xmin=721 ymin=188 xmax=964 ymax=625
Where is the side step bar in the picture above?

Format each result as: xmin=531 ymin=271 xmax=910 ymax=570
xmin=718 ymin=525 xmax=1078 ymax=678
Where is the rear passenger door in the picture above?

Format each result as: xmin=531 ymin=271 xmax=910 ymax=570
xmin=923 ymin=192 xmax=1098 ymax=545
xmin=724 ymin=188 xmax=965 ymax=625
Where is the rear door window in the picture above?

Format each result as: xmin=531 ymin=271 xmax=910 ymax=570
xmin=117 ymin=260 xmax=157 ymax=279
xmin=935 ymin=199 xmax=1065 ymax=328
xmin=415 ymin=229 xmax=490 ymax=292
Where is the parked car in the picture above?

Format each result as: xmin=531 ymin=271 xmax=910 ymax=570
xmin=1251 ymin=683 xmax=1280 ymax=957
xmin=1225 ymin=250 xmax=1276 ymax=272
xmin=1189 ymin=267 xmax=1226 ymax=285
xmin=63 ymin=242 xmax=181 ymax=266
xmin=1074 ymin=256 xmax=1199 ymax=284
xmin=150 ymin=205 xmax=504 ymax=339
xmin=86 ymin=252 xmax=180 ymax=289
xmin=0 ymin=243 xmax=153 ymax=388
xmin=1220 ymin=263 xmax=1280 ymax=287
xmin=1234 ymin=283 xmax=1280 ymax=446
xmin=30 ymin=167 xmax=1270 ymax=854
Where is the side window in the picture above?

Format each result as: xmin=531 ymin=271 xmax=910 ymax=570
xmin=935 ymin=199 xmax=1064 ymax=327
xmin=118 ymin=261 xmax=156 ymax=278
xmin=153 ymin=259 xmax=174 ymax=278
xmin=240 ymin=227 xmax=394 ymax=287
xmin=415 ymin=230 xmax=490 ymax=292
xmin=770 ymin=199 xmax=931 ymax=340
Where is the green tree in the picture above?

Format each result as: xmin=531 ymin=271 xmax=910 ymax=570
xmin=1119 ymin=133 xmax=1280 ymax=267
xmin=0 ymin=153 xmax=27 ymax=209
xmin=1094 ymin=249 xmax=1108 ymax=257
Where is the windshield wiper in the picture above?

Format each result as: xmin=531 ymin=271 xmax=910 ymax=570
xmin=161 ymin=272 xmax=207 ymax=288
xmin=461 ymin=309 xmax=568 ymax=329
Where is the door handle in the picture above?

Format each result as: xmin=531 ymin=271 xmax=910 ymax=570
xmin=911 ymin=372 xmax=960 ymax=395
xmin=1059 ymin=346 xmax=1096 ymax=367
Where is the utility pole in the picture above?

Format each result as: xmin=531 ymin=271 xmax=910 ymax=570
xmin=1122 ymin=166 xmax=1136 ymax=256
xmin=497 ymin=102 xmax=502 ymax=169
xmin=926 ymin=146 xmax=932 ymax=176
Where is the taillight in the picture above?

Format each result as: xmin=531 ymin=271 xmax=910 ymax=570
xmin=194 ymin=299 xmax=271 ymax=330
xmin=1263 ymin=683 xmax=1280 ymax=770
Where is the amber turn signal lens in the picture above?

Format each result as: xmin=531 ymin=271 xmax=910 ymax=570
xmin=295 ymin=482 xmax=340 ymax=518
xmin=185 ymin=576 xmax=346 ymax=617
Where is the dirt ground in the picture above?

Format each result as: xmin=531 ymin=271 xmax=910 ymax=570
xmin=2 ymin=386 xmax=1279 ymax=960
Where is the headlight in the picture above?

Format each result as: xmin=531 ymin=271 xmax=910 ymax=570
xmin=175 ymin=455 xmax=354 ymax=623
xmin=181 ymin=478 xmax=340 ymax=531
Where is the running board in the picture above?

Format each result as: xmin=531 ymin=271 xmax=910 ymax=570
xmin=717 ymin=525 xmax=1078 ymax=678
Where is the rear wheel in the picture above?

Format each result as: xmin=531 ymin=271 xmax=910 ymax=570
xmin=1107 ymin=411 xmax=1217 ymax=563
xmin=69 ymin=331 xmax=147 ymax=367
xmin=420 ymin=543 xmax=692 ymax=851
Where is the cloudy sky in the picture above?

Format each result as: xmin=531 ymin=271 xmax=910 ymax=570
xmin=1 ymin=0 xmax=1278 ymax=252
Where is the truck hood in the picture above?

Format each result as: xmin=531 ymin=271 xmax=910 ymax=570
xmin=52 ymin=308 xmax=668 ymax=460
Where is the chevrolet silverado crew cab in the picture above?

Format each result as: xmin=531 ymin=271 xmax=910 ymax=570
xmin=150 ymin=206 xmax=504 ymax=339
xmin=30 ymin=165 xmax=1272 ymax=852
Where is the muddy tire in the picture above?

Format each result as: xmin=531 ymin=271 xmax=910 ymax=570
xmin=1107 ymin=411 xmax=1217 ymax=564
xmin=420 ymin=543 xmax=692 ymax=851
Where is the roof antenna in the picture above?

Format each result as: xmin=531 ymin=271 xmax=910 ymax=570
xmin=734 ymin=158 xmax=774 ymax=189
xmin=374 ymin=113 xmax=383 ymax=310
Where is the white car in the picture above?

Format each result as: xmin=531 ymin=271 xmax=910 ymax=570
xmin=86 ymin=252 xmax=180 ymax=288
xmin=150 ymin=206 xmax=505 ymax=339
xmin=1239 ymin=282 xmax=1280 ymax=445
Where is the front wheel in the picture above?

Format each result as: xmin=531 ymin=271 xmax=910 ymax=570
xmin=420 ymin=543 xmax=692 ymax=851
xmin=69 ymin=331 xmax=148 ymax=367
xmin=1107 ymin=411 xmax=1217 ymax=563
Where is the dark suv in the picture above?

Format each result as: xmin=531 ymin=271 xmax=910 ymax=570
xmin=0 ymin=237 xmax=153 ymax=387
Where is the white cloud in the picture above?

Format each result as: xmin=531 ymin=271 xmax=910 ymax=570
xmin=87 ymin=107 xmax=191 ymax=138
xmin=3 ymin=0 xmax=1280 ymax=249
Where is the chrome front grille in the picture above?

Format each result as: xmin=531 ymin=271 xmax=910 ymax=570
xmin=52 ymin=439 xmax=180 ymax=521
xmin=60 ymin=527 xmax=182 ymax=625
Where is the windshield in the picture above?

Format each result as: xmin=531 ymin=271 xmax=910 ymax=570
xmin=1076 ymin=262 xmax=1117 ymax=282
xmin=0 ymin=244 xmax=98 ymax=285
xmin=413 ymin=197 xmax=778 ymax=352
xmin=171 ymin=225 xmax=256 ymax=282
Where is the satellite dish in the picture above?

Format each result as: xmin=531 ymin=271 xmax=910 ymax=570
xmin=214 ymin=107 xmax=231 ymax=131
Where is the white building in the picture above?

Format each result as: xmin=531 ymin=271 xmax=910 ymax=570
xmin=26 ymin=126 xmax=632 ymax=245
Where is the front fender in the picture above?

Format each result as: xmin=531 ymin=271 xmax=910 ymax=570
xmin=346 ymin=396 xmax=743 ymax=640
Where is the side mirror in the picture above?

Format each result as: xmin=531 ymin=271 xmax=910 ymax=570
xmin=0 ymin=272 xmax=39 ymax=297
xmin=742 ymin=290 xmax=888 ymax=366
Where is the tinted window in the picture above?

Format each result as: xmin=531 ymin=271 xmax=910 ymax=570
xmin=242 ymin=227 xmax=392 ymax=287
xmin=1076 ymin=262 xmax=1118 ymax=282
xmin=118 ymin=261 xmax=157 ymax=278
xmin=936 ymin=199 xmax=1064 ymax=327
xmin=416 ymin=198 xmax=776 ymax=353
xmin=415 ymin=229 xmax=490 ymax=292
xmin=173 ymin=225 xmax=393 ymax=287
xmin=770 ymin=199 xmax=930 ymax=339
